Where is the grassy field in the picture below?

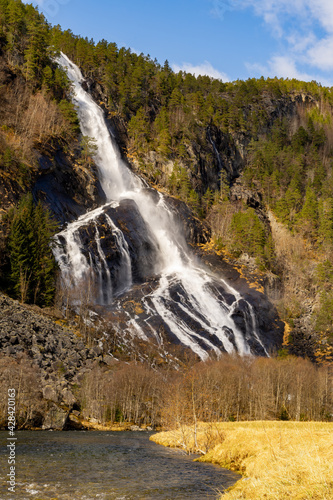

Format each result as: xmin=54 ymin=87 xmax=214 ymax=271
xmin=150 ymin=421 xmax=333 ymax=499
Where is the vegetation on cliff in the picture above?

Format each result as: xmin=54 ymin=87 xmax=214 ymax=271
xmin=0 ymin=0 xmax=101 ymax=306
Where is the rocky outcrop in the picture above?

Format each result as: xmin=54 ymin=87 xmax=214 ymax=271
xmin=230 ymin=177 xmax=263 ymax=209
xmin=196 ymin=249 xmax=284 ymax=353
xmin=33 ymin=144 xmax=105 ymax=225
xmin=162 ymin=193 xmax=210 ymax=245
xmin=0 ymin=292 xmax=103 ymax=429
xmin=0 ymin=293 xmax=90 ymax=377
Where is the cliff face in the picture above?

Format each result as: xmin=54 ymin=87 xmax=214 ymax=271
xmin=94 ymin=81 xmax=316 ymax=198
xmin=32 ymin=143 xmax=105 ymax=224
xmin=0 ymin=54 xmax=104 ymax=224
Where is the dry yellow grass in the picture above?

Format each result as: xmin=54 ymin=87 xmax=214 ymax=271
xmin=150 ymin=421 xmax=333 ymax=499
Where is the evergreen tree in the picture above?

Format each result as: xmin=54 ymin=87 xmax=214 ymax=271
xmin=319 ymin=198 xmax=333 ymax=244
xmin=229 ymin=208 xmax=266 ymax=258
xmin=298 ymin=186 xmax=318 ymax=238
xmin=24 ymin=7 xmax=50 ymax=82
xmin=7 ymin=194 xmax=58 ymax=305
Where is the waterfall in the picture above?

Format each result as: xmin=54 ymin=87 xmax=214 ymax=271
xmin=54 ymin=53 xmax=268 ymax=360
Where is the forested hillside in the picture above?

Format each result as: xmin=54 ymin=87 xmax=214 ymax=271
xmin=1 ymin=0 xmax=333 ymax=363
xmin=0 ymin=0 xmax=103 ymax=305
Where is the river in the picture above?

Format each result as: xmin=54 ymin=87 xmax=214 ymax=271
xmin=0 ymin=431 xmax=238 ymax=499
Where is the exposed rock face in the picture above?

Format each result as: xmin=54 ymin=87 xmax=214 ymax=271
xmin=0 ymin=292 xmax=97 ymax=429
xmin=65 ymin=191 xmax=210 ymax=298
xmin=288 ymin=320 xmax=317 ymax=361
xmin=0 ymin=293 xmax=90 ymax=377
xmin=42 ymin=403 xmax=69 ymax=431
xmin=33 ymin=146 xmax=106 ymax=225
xmin=107 ymin=199 xmax=160 ymax=282
xmin=196 ymin=249 xmax=284 ymax=353
xmin=230 ymin=178 xmax=263 ymax=209
xmin=71 ymin=199 xmax=160 ymax=287
xmin=162 ymin=194 xmax=210 ymax=245
xmin=111 ymin=269 xmax=284 ymax=358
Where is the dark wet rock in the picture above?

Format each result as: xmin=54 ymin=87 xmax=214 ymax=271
xmin=196 ymin=249 xmax=284 ymax=353
xmin=162 ymin=194 xmax=210 ymax=245
xmin=75 ymin=199 xmax=160 ymax=288
xmin=106 ymin=200 xmax=160 ymax=281
xmin=33 ymin=146 xmax=106 ymax=225
xmin=287 ymin=320 xmax=317 ymax=362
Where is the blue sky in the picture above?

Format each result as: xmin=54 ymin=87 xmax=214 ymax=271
xmin=25 ymin=0 xmax=333 ymax=86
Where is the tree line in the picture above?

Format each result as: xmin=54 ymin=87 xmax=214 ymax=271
xmin=80 ymin=354 xmax=333 ymax=428
xmin=1 ymin=353 xmax=331 ymax=429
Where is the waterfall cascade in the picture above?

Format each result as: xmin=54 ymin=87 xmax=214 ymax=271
xmin=54 ymin=53 xmax=269 ymax=360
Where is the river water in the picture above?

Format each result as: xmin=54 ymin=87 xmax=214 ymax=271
xmin=0 ymin=431 xmax=238 ymax=499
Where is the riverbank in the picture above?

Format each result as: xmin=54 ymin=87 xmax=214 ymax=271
xmin=150 ymin=421 xmax=333 ymax=499
xmin=1 ymin=430 xmax=236 ymax=499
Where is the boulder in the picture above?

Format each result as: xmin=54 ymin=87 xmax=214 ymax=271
xmin=42 ymin=403 xmax=69 ymax=430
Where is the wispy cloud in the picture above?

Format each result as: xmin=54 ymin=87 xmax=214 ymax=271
xmin=247 ymin=56 xmax=313 ymax=81
xmin=22 ymin=0 xmax=71 ymax=18
xmin=209 ymin=0 xmax=236 ymax=19
xmin=172 ymin=61 xmax=229 ymax=81
xmin=242 ymin=1 xmax=333 ymax=76
xmin=212 ymin=0 xmax=333 ymax=84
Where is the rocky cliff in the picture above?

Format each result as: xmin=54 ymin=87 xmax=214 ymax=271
xmin=0 ymin=292 xmax=88 ymax=429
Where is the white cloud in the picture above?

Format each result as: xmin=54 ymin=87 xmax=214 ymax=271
xmin=286 ymin=32 xmax=316 ymax=53
xmin=307 ymin=36 xmax=333 ymax=71
xmin=246 ymin=55 xmax=332 ymax=86
xmin=233 ymin=0 xmax=333 ymax=82
xmin=209 ymin=0 xmax=237 ymax=20
xmin=262 ymin=55 xmax=313 ymax=80
xmin=307 ymin=0 xmax=333 ymax=33
xmin=172 ymin=61 xmax=229 ymax=81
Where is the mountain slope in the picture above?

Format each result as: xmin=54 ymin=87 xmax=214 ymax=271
xmin=1 ymin=0 xmax=333 ymax=361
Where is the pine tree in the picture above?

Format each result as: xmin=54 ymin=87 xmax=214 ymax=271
xmin=298 ymin=186 xmax=318 ymax=238
xmin=7 ymin=194 xmax=58 ymax=305
xmin=24 ymin=7 xmax=50 ymax=82
xmin=319 ymin=198 xmax=333 ymax=244
xmin=9 ymin=194 xmax=36 ymax=302
xmin=32 ymin=200 xmax=58 ymax=305
xmin=202 ymin=187 xmax=214 ymax=215
xmin=128 ymin=108 xmax=149 ymax=152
